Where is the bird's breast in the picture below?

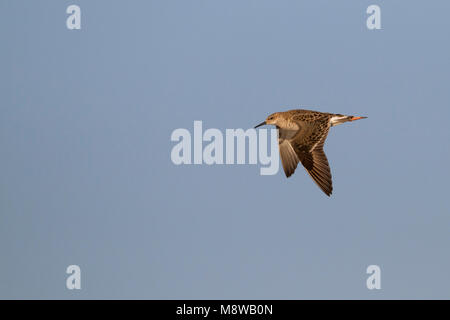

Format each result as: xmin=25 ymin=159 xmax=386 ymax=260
xmin=278 ymin=121 xmax=300 ymax=140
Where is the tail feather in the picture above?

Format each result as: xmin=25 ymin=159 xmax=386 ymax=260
xmin=330 ymin=115 xmax=367 ymax=126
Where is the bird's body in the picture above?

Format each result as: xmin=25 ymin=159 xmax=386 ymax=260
xmin=255 ymin=109 xmax=367 ymax=196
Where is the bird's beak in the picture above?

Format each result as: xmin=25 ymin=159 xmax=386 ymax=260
xmin=254 ymin=121 xmax=266 ymax=128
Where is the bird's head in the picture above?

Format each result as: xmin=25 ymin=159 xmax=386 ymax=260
xmin=254 ymin=112 xmax=282 ymax=128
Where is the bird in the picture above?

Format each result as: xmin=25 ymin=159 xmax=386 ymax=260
xmin=254 ymin=109 xmax=367 ymax=196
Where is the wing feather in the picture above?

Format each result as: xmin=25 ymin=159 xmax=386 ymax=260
xmin=278 ymin=140 xmax=299 ymax=177
xmin=277 ymin=115 xmax=334 ymax=196
xmin=291 ymin=121 xmax=333 ymax=196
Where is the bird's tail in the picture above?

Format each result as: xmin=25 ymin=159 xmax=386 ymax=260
xmin=330 ymin=114 xmax=367 ymax=126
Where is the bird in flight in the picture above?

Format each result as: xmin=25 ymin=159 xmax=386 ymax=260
xmin=255 ymin=109 xmax=367 ymax=196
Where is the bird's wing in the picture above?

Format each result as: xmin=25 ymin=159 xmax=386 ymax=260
xmin=289 ymin=119 xmax=333 ymax=196
xmin=278 ymin=138 xmax=299 ymax=177
xmin=297 ymin=142 xmax=333 ymax=196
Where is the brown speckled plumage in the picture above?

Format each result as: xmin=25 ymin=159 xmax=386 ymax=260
xmin=255 ymin=109 xmax=367 ymax=196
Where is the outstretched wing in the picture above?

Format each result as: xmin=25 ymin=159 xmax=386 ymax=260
xmin=278 ymin=139 xmax=299 ymax=177
xmin=290 ymin=119 xmax=333 ymax=196
xmin=296 ymin=143 xmax=333 ymax=196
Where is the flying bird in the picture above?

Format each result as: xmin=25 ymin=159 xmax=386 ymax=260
xmin=255 ymin=109 xmax=367 ymax=196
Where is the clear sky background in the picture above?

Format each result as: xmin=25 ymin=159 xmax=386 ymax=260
xmin=1 ymin=0 xmax=449 ymax=299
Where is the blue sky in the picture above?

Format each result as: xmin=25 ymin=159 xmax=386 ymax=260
xmin=1 ymin=0 xmax=449 ymax=299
